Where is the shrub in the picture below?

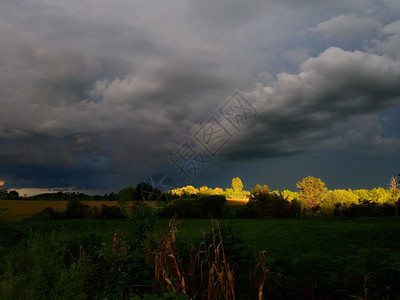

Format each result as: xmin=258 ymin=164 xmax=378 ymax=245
xmin=96 ymin=204 xmax=126 ymax=220
xmin=30 ymin=207 xmax=64 ymax=220
xmin=161 ymin=195 xmax=227 ymax=218
xmin=65 ymin=199 xmax=92 ymax=219
xmin=161 ymin=199 xmax=201 ymax=218
xmin=240 ymin=185 xmax=300 ymax=218
xmin=198 ymin=195 xmax=226 ymax=218
xmin=128 ymin=202 xmax=158 ymax=250
xmin=334 ymin=200 xmax=397 ymax=217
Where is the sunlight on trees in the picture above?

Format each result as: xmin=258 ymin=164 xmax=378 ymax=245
xmin=388 ymin=175 xmax=400 ymax=220
xmin=232 ymin=177 xmax=243 ymax=193
xmin=296 ymin=176 xmax=327 ymax=212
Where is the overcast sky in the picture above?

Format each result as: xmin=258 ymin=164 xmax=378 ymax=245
xmin=1 ymin=0 xmax=399 ymax=194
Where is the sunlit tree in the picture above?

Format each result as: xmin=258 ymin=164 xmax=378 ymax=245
xmin=388 ymin=175 xmax=400 ymax=220
xmin=250 ymin=184 xmax=270 ymax=199
xmin=276 ymin=190 xmax=300 ymax=202
xmin=181 ymin=185 xmax=199 ymax=197
xmin=296 ymin=176 xmax=327 ymax=210
xmin=199 ymin=186 xmax=215 ymax=196
xmin=232 ymin=177 xmax=244 ymax=193
xmin=213 ymin=187 xmax=224 ymax=195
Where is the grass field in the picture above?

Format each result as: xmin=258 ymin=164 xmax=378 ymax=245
xmin=0 ymin=199 xmax=248 ymax=222
xmin=0 ymin=200 xmax=120 ymax=222
xmin=1 ymin=215 xmax=400 ymax=299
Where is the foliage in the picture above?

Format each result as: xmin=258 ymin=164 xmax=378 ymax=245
xmin=153 ymin=219 xmax=191 ymax=296
xmin=198 ymin=186 xmax=214 ymax=196
xmin=136 ymin=182 xmax=162 ymax=201
xmin=240 ymin=185 xmax=301 ymax=218
xmin=65 ymin=198 xmax=92 ymax=219
xmin=0 ymin=224 xmax=24 ymax=250
xmin=30 ymin=199 xmax=127 ymax=221
xmin=95 ymin=204 xmax=126 ymax=220
xmin=296 ymin=176 xmax=328 ymax=212
xmin=334 ymin=199 xmax=398 ymax=217
xmin=117 ymin=186 xmax=135 ymax=213
xmin=232 ymin=177 xmax=244 ymax=193
xmin=321 ymin=189 xmax=358 ymax=216
xmin=170 ymin=185 xmax=199 ymax=198
xmin=0 ymin=189 xmax=19 ymax=200
xmin=160 ymin=199 xmax=201 ymax=218
xmin=127 ymin=202 xmax=158 ymax=250
xmin=279 ymin=190 xmax=300 ymax=202
xmin=161 ymin=195 xmax=227 ymax=218
xmin=30 ymin=206 xmax=64 ymax=220
xmin=199 ymin=195 xmax=227 ymax=218
xmin=1 ymin=217 xmax=400 ymax=299
xmin=213 ymin=187 xmax=224 ymax=195
xmin=23 ymin=191 xmax=105 ymax=201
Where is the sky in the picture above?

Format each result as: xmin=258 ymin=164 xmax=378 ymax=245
xmin=0 ymin=0 xmax=399 ymax=195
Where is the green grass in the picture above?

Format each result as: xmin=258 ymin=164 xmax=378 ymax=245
xmin=6 ymin=217 xmax=400 ymax=254
xmin=1 ymin=217 xmax=400 ymax=298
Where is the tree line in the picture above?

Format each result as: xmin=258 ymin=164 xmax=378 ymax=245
xmin=2 ymin=174 xmax=400 ymax=218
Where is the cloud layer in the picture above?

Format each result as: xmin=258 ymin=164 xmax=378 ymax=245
xmin=0 ymin=0 xmax=399 ymax=191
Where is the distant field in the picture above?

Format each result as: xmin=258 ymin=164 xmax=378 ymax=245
xmin=226 ymin=198 xmax=248 ymax=205
xmin=0 ymin=199 xmax=248 ymax=222
xmin=0 ymin=200 xmax=120 ymax=222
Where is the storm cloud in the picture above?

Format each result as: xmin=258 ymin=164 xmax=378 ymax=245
xmin=0 ymin=0 xmax=399 ymax=191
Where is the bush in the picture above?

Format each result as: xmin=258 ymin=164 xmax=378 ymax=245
xmin=65 ymin=199 xmax=92 ymax=219
xmin=240 ymin=185 xmax=300 ymax=218
xmin=30 ymin=207 xmax=64 ymax=220
xmin=161 ymin=195 xmax=227 ymax=218
xmin=95 ymin=204 xmax=126 ymax=220
xmin=128 ymin=202 xmax=158 ymax=250
xmin=30 ymin=201 xmax=127 ymax=221
xmin=199 ymin=195 xmax=226 ymax=218
xmin=334 ymin=200 xmax=397 ymax=217
xmin=160 ymin=198 xmax=201 ymax=218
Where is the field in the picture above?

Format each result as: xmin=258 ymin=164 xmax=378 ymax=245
xmin=0 ymin=200 xmax=121 ymax=222
xmin=0 ymin=199 xmax=248 ymax=222
xmin=1 ymin=197 xmax=399 ymax=298
xmin=1 ymin=214 xmax=400 ymax=299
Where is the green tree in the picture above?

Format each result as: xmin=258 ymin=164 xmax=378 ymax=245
xmin=0 ymin=189 xmax=8 ymax=200
xmin=232 ymin=177 xmax=243 ymax=193
xmin=117 ymin=186 xmax=135 ymax=213
xmin=242 ymin=185 xmax=300 ymax=218
xmin=213 ymin=187 xmax=224 ymax=195
xmin=118 ymin=186 xmax=135 ymax=202
xmin=8 ymin=190 xmax=19 ymax=200
xmin=388 ymin=175 xmax=400 ymax=220
xmin=296 ymin=176 xmax=327 ymax=211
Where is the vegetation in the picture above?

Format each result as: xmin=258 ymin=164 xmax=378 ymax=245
xmin=2 ymin=175 xmax=400 ymax=221
xmin=296 ymin=176 xmax=328 ymax=213
xmin=1 ymin=217 xmax=400 ymax=299
xmin=160 ymin=195 xmax=227 ymax=218
xmin=0 ymin=188 xmax=19 ymax=200
xmin=239 ymin=184 xmax=301 ymax=218
xmin=1 ymin=175 xmax=400 ymax=298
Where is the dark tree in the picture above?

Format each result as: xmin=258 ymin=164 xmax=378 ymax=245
xmin=135 ymin=182 xmax=157 ymax=200
xmin=8 ymin=190 xmax=19 ymax=200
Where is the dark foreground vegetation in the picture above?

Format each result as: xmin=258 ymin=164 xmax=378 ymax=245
xmin=1 ymin=207 xmax=400 ymax=299
xmin=1 ymin=175 xmax=399 ymax=299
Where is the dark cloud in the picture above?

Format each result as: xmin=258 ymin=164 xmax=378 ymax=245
xmin=0 ymin=0 xmax=399 ymax=191
xmin=225 ymin=46 xmax=400 ymax=161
